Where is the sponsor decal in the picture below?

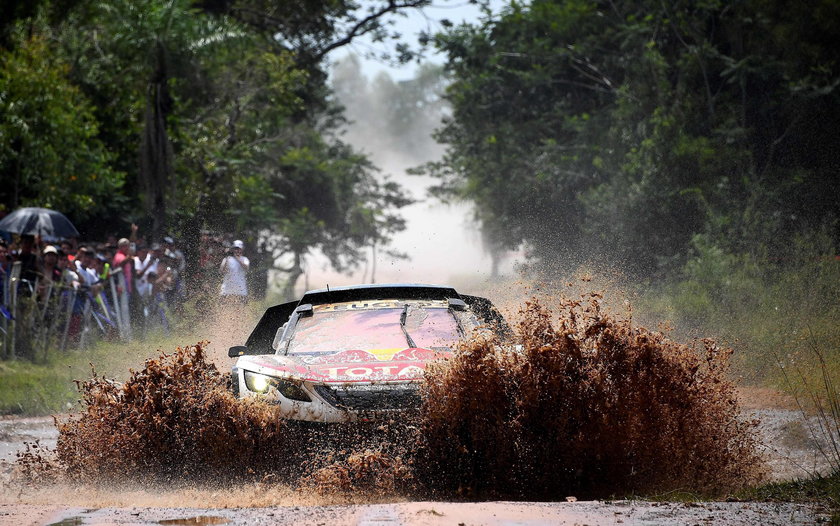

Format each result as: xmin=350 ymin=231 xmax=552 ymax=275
xmin=321 ymin=363 xmax=427 ymax=379
xmin=314 ymin=299 xmax=450 ymax=312
xmin=247 ymin=350 xmax=451 ymax=382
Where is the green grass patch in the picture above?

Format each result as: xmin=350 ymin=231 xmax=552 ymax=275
xmin=633 ymin=233 xmax=840 ymax=388
xmin=738 ymin=472 xmax=840 ymax=523
xmin=0 ymin=332 xmax=207 ymax=416
xmin=738 ymin=472 xmax=839 ymax=504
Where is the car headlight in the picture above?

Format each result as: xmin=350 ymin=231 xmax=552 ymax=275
xmin=244 ymin=371 xmax=273 ymax=393
xmin=243 ymin=371 xmax=311 ymax=402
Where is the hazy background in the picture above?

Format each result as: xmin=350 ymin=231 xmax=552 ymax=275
xmin=296 ymin=1 xmax=516 ymax=291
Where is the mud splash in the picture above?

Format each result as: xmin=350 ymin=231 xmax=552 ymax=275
xmin=14 ymin=293 xmax=764 ymax=500
xmin=418 ymin=293 xmax=764 ymax=498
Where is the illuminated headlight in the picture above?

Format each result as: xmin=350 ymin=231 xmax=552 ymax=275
xmin=244 ymin=371 xmax=273 ymax=393
xmin=243 ymin=371 xmax=311 ymax=402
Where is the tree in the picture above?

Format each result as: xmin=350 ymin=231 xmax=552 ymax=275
xmin=0 ymin=32 xmax=125 ymax=221
xmin=332 ymin=55 xmax=448 ymax=164
xmin=424 ymin=0 xmax=840 ymax=277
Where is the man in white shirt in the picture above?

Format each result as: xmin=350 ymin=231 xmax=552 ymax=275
xmin=74 ymin=248 xmax=101 ymax=290
xmin=133 ymin=245 xmax=154 ymax=300
xmin=220 ymin=239 xmax=249 ymax=304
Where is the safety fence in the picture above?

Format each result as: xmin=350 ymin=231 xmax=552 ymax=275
xmin=0 ymin=262 xmax=171 ymax=361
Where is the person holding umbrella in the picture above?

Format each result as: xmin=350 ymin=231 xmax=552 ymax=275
xmin=16 ymin=234 xmax=39 ymax=287
xmin=0 ymin=207 xmax=80 ymax=240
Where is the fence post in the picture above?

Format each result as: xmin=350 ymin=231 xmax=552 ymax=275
xmin=78 ymin=294 xmax=92 ymax=351
xmin=1 ymin=269 xmax=8 ymax=359
xmin=8 ymin=262 xmax=20 ymax=359
xmin=60 ymin=286 xmax=76 ymax=353
xmin=109 ymin=269 xmax=126 ymax=340
xmin=35 ymin=280 xmax=53 ymax=361
xmin=119 ymin=269 xmax=131 ymax=341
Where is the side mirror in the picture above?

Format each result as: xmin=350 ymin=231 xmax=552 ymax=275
xmin=228 ymin=345 xmax=248 ymax=358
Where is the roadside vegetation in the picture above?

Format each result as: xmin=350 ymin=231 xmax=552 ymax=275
xmin=0 ymin=331 xmax=204 ymax=415
xmin=420 ymin=0 xmax=840 ymax=383
xmin=635 ymin=231 xmax=840 ymax=387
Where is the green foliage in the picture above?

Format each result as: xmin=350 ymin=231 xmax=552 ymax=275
xmin=0 ymin=32 xmax=125 ymax=220
xmin=637 ymin=230 xmax=840 ymax=382
xmin=424 ymin=0 xmax=840 ymax=276
xmin=737 ymin=472 xmax=839 ymax=516
xmin=1 ymin=0 xmax=416 ymax=290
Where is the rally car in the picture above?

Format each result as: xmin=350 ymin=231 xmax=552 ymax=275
xmin=228 ymin=284 xmax=509 ymax=422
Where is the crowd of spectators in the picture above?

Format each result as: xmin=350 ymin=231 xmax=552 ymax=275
xmin=0 ymin=226 xmax=248 ymax=351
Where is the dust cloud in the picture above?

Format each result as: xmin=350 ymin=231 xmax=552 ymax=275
xmin=301 ymin=56 xmax=517 ymax=290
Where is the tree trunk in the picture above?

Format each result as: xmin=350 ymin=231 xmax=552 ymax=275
xmin=370 ymin=242 xmax=377 ymax=284
xmin=139 ymin=40 xmax=173 ymax=242
xmin=281 ymin=251 xmax=303 ymax=302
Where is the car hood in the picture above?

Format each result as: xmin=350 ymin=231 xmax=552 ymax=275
xmin=238 ymin=347 xmax=452 ymax=383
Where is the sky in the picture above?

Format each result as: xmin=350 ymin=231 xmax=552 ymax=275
xmin=333 ymin=1 xmax=503 ymax=81
xmin=293 ymin=0 xmax=518 ymax=293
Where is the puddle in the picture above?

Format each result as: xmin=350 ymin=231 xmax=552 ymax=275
xmin=159 ymin=516 xmax=229 ymax=525
xmin=47 ymin=517 xmax=83 ymax=526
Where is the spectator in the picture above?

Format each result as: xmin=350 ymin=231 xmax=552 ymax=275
xmin=37 ymin=245 xmax=62 ymax=300
xmin=112 ymin=238 xmax=134 ymax=297
xmin=74 ymin=247 xmax=101 ymax=291
xmin=0 ymin=240 xmax=10 ymax=296
xmin=60 ymin=239 xmax=77 ymax=263
xmin=0 ymin=240 xmax=10 ymax=274
xmin=131 ymin=244 xmax=153 ymax=338
xmin=94 ymin=254 xmax=111 ymax=281
xmin=56 ymin=248 xmax=80 ymax=289
xmin=163 ymin=236 xmax=186 ymax=274
xmin=16 ymin=234 xmax=39 ymax=285
xmin=220 ymin=239 xmax=249 ymax=304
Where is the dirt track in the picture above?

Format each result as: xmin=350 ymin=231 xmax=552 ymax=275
xmin=0 ymin=499 xmax=830 ymax=525
xmin=0 ymin=386 xmax=835 ymax=525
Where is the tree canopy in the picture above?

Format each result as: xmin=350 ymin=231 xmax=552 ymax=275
xmin=424 ymin=0 xmax=840 ymax=276
xmin=0 ymin=0 xmax=424 ymax=296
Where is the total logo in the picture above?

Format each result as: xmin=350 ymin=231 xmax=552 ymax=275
xmin=322 ymin=363 xmax=426 ymax=379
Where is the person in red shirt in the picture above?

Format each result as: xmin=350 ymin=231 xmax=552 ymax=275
xmin=112 ymin=238 xmax=134 ymax=296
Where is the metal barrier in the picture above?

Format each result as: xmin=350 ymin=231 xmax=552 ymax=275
xmin=0 ymin=265 xmax=138 ymax=360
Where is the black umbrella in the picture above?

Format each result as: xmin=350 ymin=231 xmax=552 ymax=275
xmin=0 ymin=207 xmax=80 ymax=240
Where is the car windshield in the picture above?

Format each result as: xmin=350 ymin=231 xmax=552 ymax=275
xmin=285 ymin=300 xmax=461 ymax=354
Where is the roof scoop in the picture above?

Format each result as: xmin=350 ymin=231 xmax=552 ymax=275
xmin=448 ymin=298 xmax=467 ymax=311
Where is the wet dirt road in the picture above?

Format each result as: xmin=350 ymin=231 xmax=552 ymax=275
xmin=1 ymin=499 xmax=829 ymax=526
xmin=0 ymin=396 xmax=835 ymax=525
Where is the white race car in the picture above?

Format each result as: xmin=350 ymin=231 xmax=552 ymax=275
xmin=228 ymin=284 xmax=509 ymax=423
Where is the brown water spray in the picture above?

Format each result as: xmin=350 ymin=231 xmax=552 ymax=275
xmin=14 ymin=292 xmax=763 ymax=500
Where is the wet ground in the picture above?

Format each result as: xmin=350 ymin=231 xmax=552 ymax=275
xmin=0 ymin=387 xmax=834 ymax=525
xmin=0 ymin=500 xmax=830 ymax=526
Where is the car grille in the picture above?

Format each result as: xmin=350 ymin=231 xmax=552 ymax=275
xmin=314 ymin=384 xmax=422 ymax=411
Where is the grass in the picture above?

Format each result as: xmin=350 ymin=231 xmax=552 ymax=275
xmin=0 ymin=331 xmax=207 ymax=416
xmin=737 ymin=473 xmax=840 ymax=524
xmin=0 ymin=295 xmax=269 ymax=416
xmin=738 ymin=472 xmax=839 ymax=503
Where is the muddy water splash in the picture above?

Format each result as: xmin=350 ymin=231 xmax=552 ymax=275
xmin=14 ymin=293 xmax=764 ymax=500
xmin=419 ymin=293 xmax=764 ymax=498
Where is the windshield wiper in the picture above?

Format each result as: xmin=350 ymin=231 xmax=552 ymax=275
xmin=400 ymin=304 xmax=418 ymax=348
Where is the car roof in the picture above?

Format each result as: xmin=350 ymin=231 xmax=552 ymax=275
xmin=242 ymin=284 xmax=512 ymax=355
xmin=299 ymin=283 xmax=460 ymax=306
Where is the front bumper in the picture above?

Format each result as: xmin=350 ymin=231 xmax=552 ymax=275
xmin=233 ymin=368 xmax=421 ymax=423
